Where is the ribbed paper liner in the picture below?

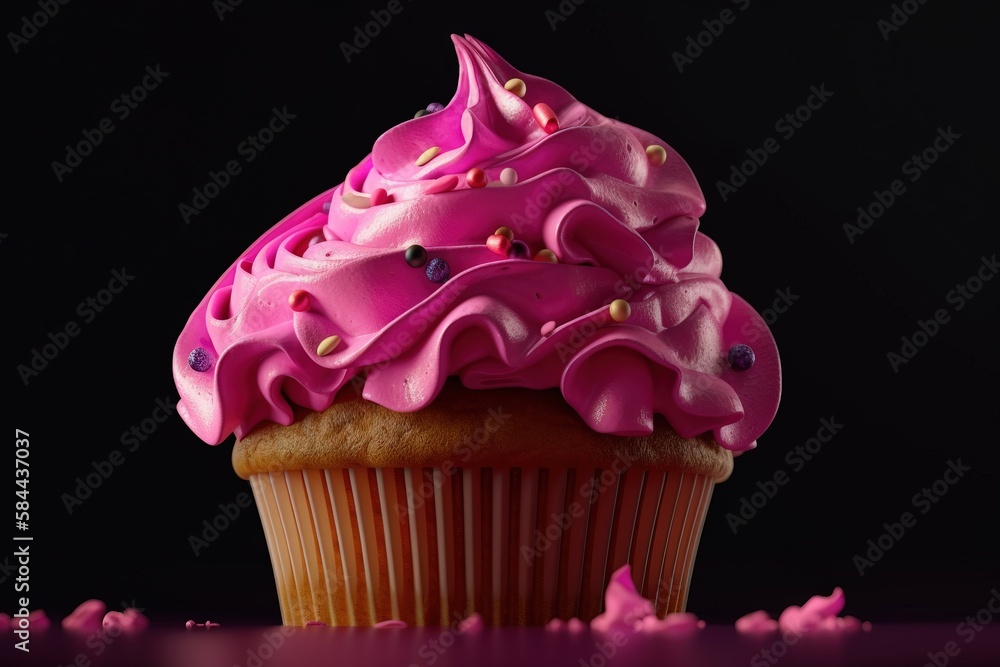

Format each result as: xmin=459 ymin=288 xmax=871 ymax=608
xmin=248 ymin=465 xmax=715 ymax=626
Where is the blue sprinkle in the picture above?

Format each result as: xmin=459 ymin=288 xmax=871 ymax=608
xmin=425 ymin=257 xmax=450 ymax=283
xmin=728 ymin=344 xmax=755 ymax=371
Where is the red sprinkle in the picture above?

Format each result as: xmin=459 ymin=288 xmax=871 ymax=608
xmin=288 ymin=290 xmax=310 ymax=312
xmin=533 ymin=103 xmax=559 ymax=134
xmin=466 ymin=168 xmax=488 ymax=188
xmin=486 ymin=234 xmax=512 ymax=256
xmin=425 ymin=174 xmax=460 ymax=194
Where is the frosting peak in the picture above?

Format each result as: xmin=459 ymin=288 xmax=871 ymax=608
xmin=173 ymin=35 xmax=780 ymax=450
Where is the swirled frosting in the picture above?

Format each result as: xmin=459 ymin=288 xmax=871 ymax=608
xmin=173 ymin=35 xmax=780 ymax=450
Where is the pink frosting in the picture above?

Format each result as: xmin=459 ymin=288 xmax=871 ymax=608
xmin=173 ymin=35 xmax=780 ymax=450
xmin=736 ymin=588 xmax=872 ymax=634
xmin=591 ymin=565 xmax=705 ymax=634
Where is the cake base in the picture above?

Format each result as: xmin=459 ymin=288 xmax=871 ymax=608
xmin=248 ymin=464 xmax=715 ymax=626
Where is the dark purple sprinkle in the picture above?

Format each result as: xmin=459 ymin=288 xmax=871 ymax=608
xmin=188 ymin=347 xmax=213 ymax=372
xmin=728 ymin=344 xmax=755 ymax=371
xmin=405 ymin=244 xmax=427 ymax=268
xmin=509 ymin=240 xmax=530 ymax=259
xmin=322 ymin=201 xmax=331 ymax=212
xmin=425 ymin=257 xmax=450 ymax=283
xmin=426 ymin=102 xmax=444 ymax=113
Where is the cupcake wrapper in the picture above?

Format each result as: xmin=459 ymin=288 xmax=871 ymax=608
xmin=248 ymin=464 xmax=715 ymax=626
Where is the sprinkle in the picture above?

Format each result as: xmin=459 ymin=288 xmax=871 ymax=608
xmin=499 ymin=168 xmax=518 ymax=185
xmin=494 ymin=226 xmax=514 ymax=241
xmin=288 ymin=290 xmax=310 ymax=312
xmin=188 ymin=348 xmax=213 ymax=372
xmin=541 ymin=321 xmax=556 ymax=336
xmin=728 ymin=344 xmax=755 ymax=370
xmin=532 ymin=103 xmax=558 ymax=134
xmin=317 ymin=335 xmax=342 ymax=357
xmin=533 ymin=249 xmax=558 ymax=263
xmin=370 ymin=188 xmax=393 ymax=206
xmin=305 ymin=621 xmax=328 ymax=627
xmin=185 ymin=620 xmax=221 ymax=630
xmin=609 ymin=299 xmax=631 ymax=322
xmin=426 ymin=102 xmax=444 ymax=113
xmin=414 ymin=109 xmax=430 ymax=119
xmin=426 ymin=257 xmax=450 ymax=283
xmin=510 ymin=240 xmax=530 ymax=259
xmin=646 ymin=145 xmax=667 ymax=166
xmin=374 ymin=619 xmax=408 ymax=628
xmin=486 ymin=234 xmax=512 ymax=256
xmin=425 ymin=174 xmax=459 ymax=194
xmin=185 ymin=620 xmax=196 ymax=630
xmin=466 ymin=168 xmax=488 ymax=188
xmin=321 ymin=202 xmax=331 ymax=212
xmin=342 ymin=192 xmax=371 ymax=209
xmin=405 ymin=245 xmax=427 ymax=268
xmin=504 ymin=78 xmax=526 ymax=97
xmin=415 ymin=146 xmax=440 ymax=166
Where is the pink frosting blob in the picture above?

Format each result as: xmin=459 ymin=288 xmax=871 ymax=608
xmin=173 ymin=35 xmax=780 ymax=451
xmin=736 ymin=588 xmax=872 ymax=635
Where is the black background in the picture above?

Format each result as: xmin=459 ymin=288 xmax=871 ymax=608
xmin=5 ymin=0 xmax=998 ymax=628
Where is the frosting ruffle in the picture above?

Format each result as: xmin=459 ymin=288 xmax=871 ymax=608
xmin=173 ymin=35 xmax=780 ymax=450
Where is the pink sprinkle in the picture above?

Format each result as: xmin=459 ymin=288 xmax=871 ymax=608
xmin=456 ymin=613 xmax=483 ymax=633
xmin=62 ymin=599 xmax=107 ymax=633
xmin=370 ymin=188 xmax=393 ymax=206
xmin=532 ymin=103 xmax=559 ymax=134
xmin=304 ymin=621 xmax=328 ymax=627
xmin=425 ymin=174 xmax=460 ymax=195
xmin=373 ymin=619 xmax=408 ymax=629
xmin=185 ymin=620 xmax=196 ymax=630
xmin=541 ymin=321 xmax=556 ymax=336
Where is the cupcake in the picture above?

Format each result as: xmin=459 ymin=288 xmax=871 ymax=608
xmin=173 ymin=35 xmax=780 ymax=626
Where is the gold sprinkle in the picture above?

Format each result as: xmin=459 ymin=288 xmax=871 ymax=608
xmin=609 ymin=299 xmax=631 ymax=322
xmin=316 ymin=335 xmax=342 ymax=357
xmin=494 ymin=226 xmax=514 ymax=241
xmin=645 ymin=145 xmax=667 ymax=166
xmin=341 ymin=192 xmax=371 ymax=209
xmin=415 ymin=146 xmax=440 ymax=167
xmin=504 ymin=78 xmax=526 ymax=98
xmin=533 ymin=249 xmax=558 ymax=263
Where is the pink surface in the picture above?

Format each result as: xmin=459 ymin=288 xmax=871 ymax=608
xmin=173 ymin=35 xmax=780 ymax=451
